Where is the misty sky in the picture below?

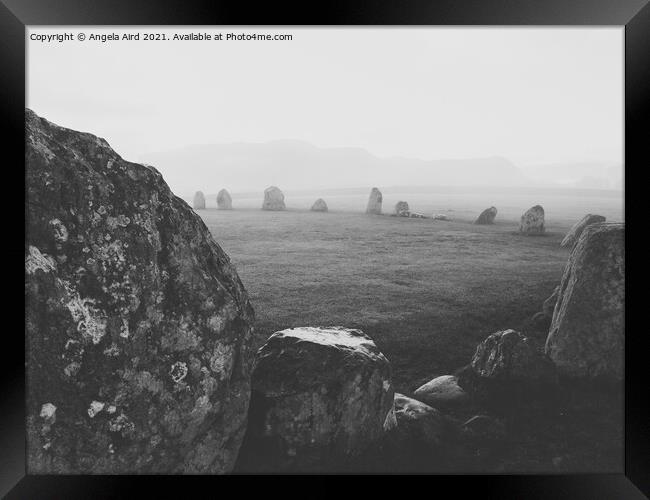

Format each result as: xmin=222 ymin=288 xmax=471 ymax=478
xmin=27 ymin=27 xmax=623 ymax=167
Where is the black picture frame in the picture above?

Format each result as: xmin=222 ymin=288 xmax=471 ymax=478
xmin=3 ymin=0 xmax=647 ymax=497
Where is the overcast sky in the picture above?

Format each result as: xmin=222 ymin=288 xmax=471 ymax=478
xmin=27 ymin=27 xmax=623 ymax=167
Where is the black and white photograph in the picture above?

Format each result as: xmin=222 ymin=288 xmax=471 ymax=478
xmin=2 ymin=0 xmax=645 ymax=492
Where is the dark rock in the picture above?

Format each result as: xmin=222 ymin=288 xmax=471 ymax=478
xmin=311 ymin=198 xmax=328 ymax=212
xmin=192 ymin=191 xmax=205 ymax=209
xmin=520 ymin=205 xmax=545 ymax=234
xmin=366 ymin=187 xmax=382 ymax=214
xmin=542 ymin=286 xmax=560 ymax=317
xmin=389 ymin=393 xmax=447 ymax=449
xmin=394 ymin=201 xmax=410 ymax=217
xmin=262 ymin=186 xmax=285 ymax=211
xmin=560 ymin=214 xmax=606 ymax=248
xmin=216 ymin=189 xmax=232 ymax=210
xmin=238 ymin=326 xmax=395 ymax=472
xmin=461 ymin=415 xmax=506 ymax=442
xmin=546 ymin=223 xmax=624 ymax=378
xmin=25 ymin=109 xmax=255 ymax=473
xmin=475 ymin=206 xmax=497 ymax=225
xmin=413 ymin=375 xmax=469 ymax=408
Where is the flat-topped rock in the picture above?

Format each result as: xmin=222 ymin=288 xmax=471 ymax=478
xmin=216 ymin=189 xmax=232 ymax=210
xmin=311 ymin=198 xmax=328 ymax=212
xmin=546 ymin=223 xmax=624 ymax=378
xmin=193 ymin=190 xmax=205 ymax=209
xmin=262 ymin=186 xmax=286 ymax=211
xmin=238 ymin=326 xmax=395 ymax=472
xmin=366 ymin=187 xmax=383 ymax=215
xmin=520 ymin=205 xmax=545 ymax=234
xmin=475 ymin=206 xmax=497 ymax=225
xmin=560 ymin=214 xmax=606 ymax=248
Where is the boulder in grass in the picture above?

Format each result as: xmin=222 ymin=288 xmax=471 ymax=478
xmin=193 ymin=190 xmax=206 ymax=209
xmin=560 ymin=214 xmax=606 ymax=248
xmin=542 ymin=286 xmax=560 ymax=317
xmin=433 ymin=214 xmax=451 ymax=221
xmin=366 ymin=187 xmax=383 ymax=214
xmin=390 ymin=393 xmax=447 ymax=449
xmin=216 ymin=189 xmax=232 ymax=210
xmin=413 ymin=375 xmax=469 ymax=408
xmin=394 ymin=201 xmax=410 ymax=217
xmin=262 ymin=186 xmax=286 ymax=211
xmin=25 ymin=109 xmax=255 ymax=473
xmin=475 ymin=206 xmax=497 ymax=225
xmin=238 ymin=327 xmax=395 ymax=472
xmin=519 ymin=205 xmax=545 ymax=234
xmin=546 ymin=223 xmax=624 ymax=379
xmin=311 ymin=198 xmax=328 ymax=212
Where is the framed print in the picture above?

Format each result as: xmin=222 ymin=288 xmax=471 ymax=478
xmin=2 ymin=0 xmax=648 ymax=497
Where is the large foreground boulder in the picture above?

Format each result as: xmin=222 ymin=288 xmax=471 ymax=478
xmin=394 ymin=201 xmax=410 ymax=217
xmin=366 ymin=187 xmax=383 ymax=214
xmin=475 ymin=206 xmax=497 ymax=225
xmin=237 ymin=327 xmax=395 ymax=472
xmin=216 ymin=189 xmax=233 ymax=210
xmin=311 ymin=198 xmax=328 ymax=212
xmin=389 ymin=394 xmax=447 ymax=449
xmin=546 ymin=223 xmax=624 ymax=378
xmin=519 ymin=205 xmax=545 ymax=234
xmin=262 ymin=186 xmax=286 ymax=211
xmin=25 ymin=109 xmax=255 ymax=473
xmin=192 ymin=191 xmax=205 ymax=209
xmin=560 ymin=214 xmax=606 ymax=248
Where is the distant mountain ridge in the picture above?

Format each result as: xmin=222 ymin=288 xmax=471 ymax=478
xmin=139 ymin=140 xmax=622 ymax=198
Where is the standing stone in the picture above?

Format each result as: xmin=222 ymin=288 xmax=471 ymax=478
xmin=193 ymin=191 xmax=205 ymax=210
xmin=262 ymin=186 xmax=286 ymax=211
xmin=475 ymin=206 xmax=497 ymax=225
xmin=519 ymin=205 xmax=545 ymax=234
xmin=311 ymin=198 xmax=328 ymax=212
xmin=216 ymin=189 xmax=233 ymax=210
xmin=394 ymin=201 xmax=410 ymax=217
xmin=25 ymin=109 xmax=255 ymax=474
xmin=366 ymin=187 xmax=383 ymax=215
xmin=560 ymin=214 xmax=606 ymax=248
xmin=546 ymin=223 xmax=624 ymax=378
xmin=238 ymin=327 xmax=395 ymax=472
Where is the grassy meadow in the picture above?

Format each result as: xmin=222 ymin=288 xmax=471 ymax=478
xmin=196 ymin=188 xmax=624 ymax=472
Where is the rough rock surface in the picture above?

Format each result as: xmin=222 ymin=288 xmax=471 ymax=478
xmin=192 ymin=191 xmax=205 ymax=210
xmin=475 ymin=206 xmax=497 ymax=225
xmin=366 ymin=187 xmax=383 ymax=215
xmin=25 ymin=109 xmax=255 ymax=473
xmin=542 ymin=286 xmax=560 ymax=317
xmin=560 ymin=214 xmax=606 ymax=248
xmin=546 ymin=223 xmax=625 ymax=378
xmin=433 ymin=214 xmax=451 ymax=221
xmin=216 ymin=189 xmax=232 ymax=210
xmin=470 ymin=329 xmax=556 ymax=384
xmin=262 ymin=186 xmax=286 ymax=211
xmin=238 ymin=327 xmax=395 ymax=472
xmin=311 ymin=198 xmax=328 ymax=212
xmin=394 ymin=201 xmax=410 ymax=217
xmin=413 ymin=375 xmax=469 ymax=408
xmin=390 ymin=393 xmax=447 ymax=448
xmin=519 ymin=205 xmax=545 ymax=234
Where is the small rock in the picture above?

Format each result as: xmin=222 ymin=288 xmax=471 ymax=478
xmin=413 ymin=375 xmax=469 ymax=408
xmin=311 ymin=198 xmax=328 ymax=212
xmin=433 ymin=214 xmax=451 ymax=221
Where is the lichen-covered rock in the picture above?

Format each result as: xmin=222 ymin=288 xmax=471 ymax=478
xmin=520 ymin=205 xmax=545 ymax=234
xmin=546 ymin=223 xmax=624 ymax=378
xmin=470 ymin=329 xmax=556 ymax=384
xmin=413 ymin=375 xmax=469 ymax=408
xmin=237 ymin=327 xmax=395 ymax=472
xmin=560 ymin=214 xmax=606 ymax=248
xmin=193 ymin=191 xmax=205 ymax=210
xmin=25 ymin=109 xmax=255 ymax=473
xmin=311 ymin=198 xmax=328 ymax=212
xmin=216 ymin=189 xmax=232 ymax=210
xmin=366 ymin=187 xmax=382 ymax=215
xmin=475 ymin=206 xmax=497 ymax=225
xmin=262 ymin=186 xmax=285 ymax=211
xmin=394 ymin=201 xmax=410 ymax=217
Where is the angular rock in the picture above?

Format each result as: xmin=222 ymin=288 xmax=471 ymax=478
xmin=238 ymin=326 xmax=395 ymax=472
xmin=519 ymin=205 xmax=545 ymax=234
xmin=433 ymin=214 xmax=451 ymax=221
xmin=25 ymin=109 xmax=255 ymax=473
xmin=390 ymin=393 xmax=447 ymax=448
xmin=471 ymin=329 xmax=556 ymax=384
xmin=311 ymin=198 xmax=328 ymax=212
xmin=394 ymin=201 xmax=410 ymax=217
xmin=546 ymin=223 xmax=625 ymax=378
xmin=366 ymin=187 xmax=383 ymax=215
xmin=560 ymin=214 xmax=606 ymax=248
xmin=475 ymin=206 xmax=497 ymax=225
xmin=216 ymin=189 xmax=232 ymax=210
xmin=413 ymin=375 xmax=469 ymax=408
xmin=192 ymin=191 xmax=205 ymax=209
xmin=262 ymin=186 xmax=285 ymax=211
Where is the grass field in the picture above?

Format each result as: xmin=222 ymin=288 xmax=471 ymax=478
xmin=197 ymin=190 xmax=624 ymax=472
